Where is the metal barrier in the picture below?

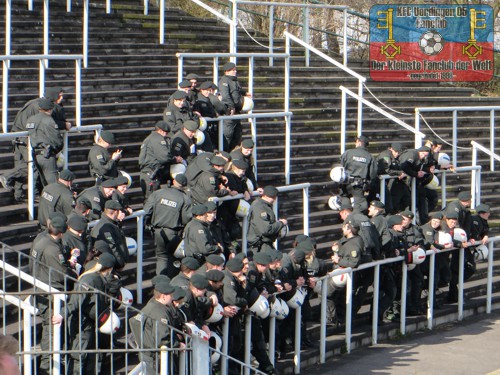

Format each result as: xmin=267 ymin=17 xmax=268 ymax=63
xmin=1 ymin=54 xmax=83 ymax=133
xmin=415 ymin=105 xmax=500 ymax=168
xmin=472 ymin=140 xmax=500 ymax=172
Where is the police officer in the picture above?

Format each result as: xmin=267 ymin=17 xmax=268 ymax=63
xmin=62 ymin=215 xmax=89 ymax=273
xmin=218 ymin=62 xmax=252 ymax=151
xmin=180 ymin=274 xmax=213 ymax=335
xmin=185 ymin=150 xmax=231 ymax=189
xmin=190 ymin=155 xmax=234 ymax=205
xmin=247 ymin=186 xmax=287 ymax=253
xmin=444 ymin=191 xmax=472 ymax=237
xmin=184 ymin=204 xmax=223 ymax=262
xmin=170 ymin=257 xmax=201 ymax=290
xmin=340 ymin=135 xmax=375 ymax=213
xmin=230 ymin=139 xmax=258 ymax=190
xmin=38 ymin=169 xmax=76 ymax=230
xmin=50 ymin=87 xmax=72 ymax=131
xmin=90 ymin=200 xmax=129 ymax=270
xmin=67 ymin=196 xmax=92 ymax=223
xmin=144 ymin=173 xmax=192 ymax=277
xmin=27 ymin=98 xmax=65 ymax=188
xmin=194 ymin=81 xmax=220 ymax=148
xmin=471 ymin=203 xmax=490 ymax=246
xmin=367 ymin=200 xmax=392 ymax=255
xmin=163 ymin=90 xmax=192 ymax=134
xmin=77 ymin=178 xmax=118 ymax=221
xmin=139 ymin=120 xmax=179 ymax=200
xmin=171 ymin=120 xmax=198 ymax=165
xmin=88 ymin=130 xmax=121 ymax=183
xmin=30 ymin=215 xmax=74 ymax=372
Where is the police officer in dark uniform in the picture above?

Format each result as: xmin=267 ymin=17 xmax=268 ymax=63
xmin=62 ymin=215 xmax=89 ymax=273
xmin=180 ymin=274 xmax=213 ymax=335
xmin=77 ymin=178 xmax=118 ymax=221
xmin=185 ymin=150 xmax=231 ymax=189
xmin=144 ymin=173 xmax=192 ymax=277
xmin=139 ymin=120 xmax=178 ymax=200
xmin=67 ymin=196 xmax=92 ymax=223
xmin=194 ymin=81 xmax=220 ymax=148
xmin=367 ymin=200 xmax=392 ymax=255
xmin=170 ymin=257 xmax=201 ymax=290
xmin=30 ymin=215 xmax=74 ymax=373
xmin=247 ymin=186 xmax=287 ymax=253
xmin=471 ymin=203 xmax=490 ymax=246
xmin=90 ymin=200 xmax=129 ymax=270
xmin=88 ymin=130 xmax=121 ymax=184
xmin=340 ymin=135 xmax=375 ymax=214
xmin=190 ymin=155 xmax=234 ymax=205
xmin=163 ymin=90 xmax=192 ymax=134
xmin=171 ymin=120 xmax=198 ymax=165
xmin=444 ymin=191 xmax=472 ymax=237
xmin=184 ymin=204 xmax=223 ymax=262
xmin=218 ymin=62 xmax=252 ymax=152
xmin=38 ymin=169 xmax=76 ymax=230
xmin=230 ymin=139 xmax=258 ymax=190
xmin=50 ymin=87 xmax=72 ymax=131
xmin=27 ymin=98 xmax=65 ymax=188
xmin=399 ymin=146 xmax=431 ymax=224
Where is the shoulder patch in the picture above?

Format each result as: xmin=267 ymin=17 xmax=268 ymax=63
xmin=134 ymin=314 xmax=142 ymax=322
xmin=81 ymin=283 xmax=90 ymax=291
xmin=198 ymin=229 xmax=205 ymax=234
xmin=96 ymin=154 xmax=104 ymax=160
xmin=93 ymin=197 xmax=100 ymax=203
xmin=209 ymin=177 xmax=216 ymax=185
xmin=260 ymin=212 xmax=267 ymax=217
xmin=26 ymin=122 xmax=35 ymax=129
xmin=104 ymin=232 xmax=113 ymax=241
xmin=222 ymin=83 xmax=228 ymax=87
xmin=160 ymin=141 xmax=166 ymax=145
xmin=230 ymin=281 xmax=235 ymax=286
xmin=58 ymin=254 xmax=65 ymax=264
xmin=165 ymin=112 xmax=172 ymax=116
xmin=351 ymin=250 xmax=358 ymax=257
xmin=161 ymin=318 xmax=168 ymax=325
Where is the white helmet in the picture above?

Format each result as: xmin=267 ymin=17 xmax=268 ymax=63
xmin=453 ymin=228 xmax=467 ymax=243
xmin=269 ymin=298 xmax=281 ymax=318
xmin=425 ymin=174 xmax=440 ymax=190
xmin=278 ymin=298 xmax=289 ymax=319
xmin=199 ymin=117 xmax=208 ymax=132
xmin=126 ymin=237 xmax=137 ymax=256
xmin=170 ymin=163 xmax=187 ymax=179
xmin=249 ymin=294 xmax=270 ymax=318
xmin=117 ymin=287 xmax=134 ymax=309
xmin=209 ymin=331 xmax=222 ymax=363
xmin=56 ymin=153 xmax=65 ymax=169
xmin=328 ymin=195 xmax=343 ymax=211
xmin=285 ymin=288 xmax=307 ymax=310
xmin=407 ymin=263 xmax=417 ymax=271
xmin=120 ymin=170 xmax=133 ymax=189
xmin=406 ymin=248 xmax=426 ymax=265
xmin=236 ymin=199 xmax=251 ymax=218
xmin=330 ymin=166 xmax=347 ymax=183
xmin=184 ymin=322 xmax=209 ymax=341
xmin=173 ymin=240 xmax=185 ymax=259
xmin=279 ymin=225 xmax=289 ymax=239
xmin=438 ymin=153 xmax=451 ymax=169
xmin=474 ymin=245 xmax=489 ymax=262
xmin=330 ymin=271 xmax=348 ymax=289
xmin=194 ymin=130 xmax=205 ymax=146
xmin=246 ymin=179 xmax=254 ymax=193
xmin=437 ymin=232 xmax=453 ymax=248
xmin=98 ymin=309 xmax=121 ymax=334
xmin=205 ymin=304 xmax=224 ymax=323
xmin=242 ymin=96 xmax=254 ymax=112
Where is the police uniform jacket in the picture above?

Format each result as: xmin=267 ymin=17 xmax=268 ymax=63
xmin=230 ymin=148 xmax=257 ymax=187
xmin=246 ymin=262 xmax=268 ymax=294
xmin=370 ymin=213 xmax=392 ymax=250
xmin=139 ymin=131 xmax=175 ymax=175
xmin=399 ymin=149 xmax=425 ymax=179
xmin=171 ymin=131 xmax=196 ymax=164
xmin=185 ymin=152 xmax=214 ymax=188
xmin=184 ymin=218 xmax=220 ymax=259
xmin=337 ymin=235 xmax=363 ymax=268
xmin=471 ymin=214 xmax=489 ymax=241
xmin=247 ymin=197 xmax=284 ymax=246
xmin=180 ymin=289 xmax=212 ymax=329
xmin=345 ymin=212 xmax=381 ymax=260
xmin=218 ymin=75 xmax=245 ymax=113
xmin=38 ymin=182 xmax=75 ymax=228
xmin=112 ymin=190 xmax=131 ymax=217
xmin=279 ymin=252 xmax=305 ymax=288
xmin=419 ymin=222 xmax=441 ymax=250
xmin=52 ymin=103 xmax=69 ymax=130
xmin=88 ymin=144 xmax=119 ymax=179
xmin=170 ymin=272 xmax=191 ymax=290
xmin=388 ymin=229 xmax=409 ymax=258
xmin=444 ymin=200 xmax=472 ymax=237
xmin=90 ymin=214 xmax=129 ymax=268
xmin=131 ymin=298 xmax=174 ymax=351
xmin=67 ymin=272 xmax=108 ymax=324
xmin=208 ymin=93 xmax=227 ymax=116
xmin=194 ymin=94 xmax=218 ymax=119
xmin=340 ymin=146 xmax=375 ymax=181
xmin=27 ymin=112 xmax=64 ymax=154
xmin=440 ymin=221 xmax=463 ymax=248
xmin=163 ymin=103 xmax=192 ymax=134
xmin=11 ymin=98 xmax=40 ymax=132
xmin=62 ymin=230 xmax=88 ymax=266
xmin=403 ymin=224 xmax=425 ymax=247
xmin=77 ymin=186 xmax=108 ymax=221
xmin=30 ymin=232 xmax=73 ymax=290
xmin=223 ymin=270 xmax=248 ymax=309
xmin=189 ymin=167 xmax=228 ymax=204
xmin=210 ymin=219 xmax=236 ymax=256
xmin=144 ymin=186 xmax=192 ymax=230
xmin=376 ymin=149 xmax=402 ymax=177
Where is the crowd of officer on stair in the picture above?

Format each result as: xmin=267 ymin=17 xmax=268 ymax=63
xmin=0 ymin=66 xmax=492 ymax=375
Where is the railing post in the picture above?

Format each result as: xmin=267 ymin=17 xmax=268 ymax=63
xmin=285 ymin=115 xmax=291 ymax=185
xmin=230 ymin=0 xmax=237 ymax=59
xmin=319 ymin=278 xmax=327 ymax=363
xmin=372 ymin=264 xmax=380 ymax=345
xmin=414 ymin=109 xmax=422 ymax=147
xmin=39 ymin=58 xmax=46 ymax=98
xmin=400 ymin=262 xmax=408 ymax=335
xmin=303 ymin=186 xmax=309 ymax=235
xmin=294 ymin=304 xmax=302 ymax=374
xmin=221 ymin=317 xmax=230 ymax=374
xmin=250 ymin=118 xmax=257 ymax=181
xmin=43 ymin=0 xmax=49 ymax=68
xmin=302 ymin=6 xmax=310 ymax=67
xmin=218 ymin=119 xmax=224 ymax=151
xmin=458 ymin=247 xmax=464 ymax=321
xmin=357 ymin=80 xmax=363 ymax=135
xmin=341 ymin=89 xmax=347 ymax=154
xmin=143 ymin=0 xmax=148 ymax=15
xmin=28 ymin=139 xmax=35 ymax=221
xmin=345 ymin=271 xmax=353 ymax=353
xmin=160 ymin=345 xmax=169 ymax=374
xmin=192 ymin=335 xmax=210 ymax=375
xmin=268 ymin=315 xmax=276 ymax=365
xmin=178 ymin=56 xmax=183 ymax=83
xmin=2 ymin=60 xmax=8 ymax=133
xmin=106 ymin=0 xmax=111 ymax=13
xmin=75 ymin=58 xmax=82 ymax=126
xmin=63 ymin=132 xmax=69 ymax=169
xmin=52 ymin=296 xmax=62 ymax=375
xmin=486 ymin=241 xmax=494 ymax=313
xmin=343 ymin=8 xmax=348 ymax=66
xmin=476 ymin=167 xmax=481 ymax=205
xmin=490 ymin=109 xmax=495 ymax=171
xmin=244 ymin=314 xmax=252 ymax=375
xmin=242 ymin=215 xmax=248 ymax=255
xmin=411 ymin=178 xmax=417 ymax=219
xmin=23 ymin=307 xmax=33 ymax=375
xmin=159 ymin=0 xmax=165 ymax=45
xmin=83 ymin=0 xmax=89 ymax=68
xmin=379 ymin=177 xmax=386 ymax=204
xmin=137 ymin=214 xmax=144 ymax=304
xmin=285 ymin=41 xmax=290 ymax=115
xmin=441 ymin=171 xmax=447 ymax=209
xmin=6 ymin=0 xmax=11 ymax=59
xmin=452 ymin=110 xmax=458 ymax=167
xmin=427 ymin=251 xmax=436 ymax=329
xmin=213 ymin=57 xmax=219 ymax=88
xmin=269 ymin=6 xmax=274 ymax=67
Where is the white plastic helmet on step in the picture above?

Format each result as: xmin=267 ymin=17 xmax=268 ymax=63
xmin=209 ymin=331 xmax=222 ymax=363
xmin=205 ymin=303 xmax=224 ymax=323
xmin=118 ymin=287 xmax=134 ymax=309
xmin=173 ymin=240 xmax=185 ymax=259
xmin=474 ymin=245 xmax=489 ymax=262
xmin=285 ymin=287 xmax=307 ymax=310
xmin=242 ymin=96 xmax=254 ymax=112
xmin=453 ymin=228 xmax=467 ymax=243
xmin=246 ymin=179 xmax=254 ymax=193
xmin=437 ymin=231 xmax=453 ymax=248
xmin=56 ymin=153 xmax=65 ymax=170
xmin=126 ymin=237 xmax=137 ymax=256
xmin=170 ymin=163 xmax=187 ymax=179
xmin=278 ymin=298 xmax=289 ymax=319
xmin=330 ymin=166 xmax=348 ymax=183
xmin=406 ymin=248 xmax=426 ymax=265
xmin=425 ymin=174 xmax=440 ymax=190
xmin=328 ymin=195 xmax=343 ymax=211
xmin=438 ymin=153 xmax=451 ymax=169
xmin=194 ymin=129 xmax=205 ymax=146
xmin=236 ymin=199 xmax=251 ymax=218
xmin=278 ymin=225 xmax=289 ymax=239
xmin=98 ymin=309 xmax=121 ymax=334
xmin=199 ymin=117 xmax=208 ymax=132
xmin=120 ymin=170 xmax=133 ymax=188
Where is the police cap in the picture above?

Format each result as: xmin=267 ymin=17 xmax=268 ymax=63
xmin=370 ymin=200 xmax=385 ymax=209
xmin=391 ymin=142 xmax=404 ymax=152
xmin=77 ymin=196 xmax=92 ymax=209
xmin=458 ymin=191 xmax=471 ymax=201
xmin=232 ymin=159 xmax=248 ymax=170
xmin=50 ymin=216 xmax=67 ymax=234
xmin=44 ymin=87 xmax=63 ymax=101
xmin=356 ymin=135 xmax=369 ymax=145
xmin=294 ymin=234 xmax=309 ymax=244
xmin=445 ymin=211 xmax=459 ymax=220
xmin=242 ymin=139 xmax=254 ymax=148
xmin=101 ymin=179 xmax=119 ymax=188
xmin=295 ymin=238 xmax=315 ymax=254
xmin=199 ymin=81 xmax=213 ymax=90
xmin=400 ymin=210 xmax=414 ymax=219
xmin=429 ymin=212 xmax=444 ymax=220
xmin=293 ymin=249 xmax=306 ymax=263
xmin=67 ymin=215 xmax=87 ymax=232
xmin=100 ymin=130 xmax=115 ymax=145
xmin=172 ymin=90 xmax=188 ymax=100
xmin=205 ymin=201 xmax=217 ymax=212
xmin=105 ymin=200 xmax=123 ymax=210
xmin=174 ymin=173 xmax=188 ymax=186
xmin=178 ymin=80 xmax=191 ymax=88
xmin=210 ymin=155 xmax=226 ymax=166
xmin=172 ymin=286 xmax=186 ymax=301
xmin=155 ymin=120 xmax=171 ymax=132
xmin=97 ymin=253 xmax=116 ymax=269
xmin=417 ymin=146 xmax=430 ymax=153
xmin=263 ymin=186 xmax=279 ymax=198
xmin=59 ymin=169 xmax=76 ymax=182
xmin=226 ymin=258 xmax=244 ymax=272
xmin=190 ymin=274 xmax=209 ymax=290
xmin=476 ymin=204 xmax=490 ymax=213
xmin=155 ymin=281 xmax=175 ymax=295
xmin=265 ymin=249 xmax=283 ymax=262
xmin=183 ymin=120 xmax=199 ymax=131
xmin=94 ymin=240 xmax=111 ymax=254
xmin=253 ymin=252 xmax=272 ymax=266
xmin=223 ymin=62 xmax=236 ymax=72
xmin=114 ymin=176 xmax=129 ymax=187
xmin=206 ymin=254 xmax=224 ymax=266
xmin=387 ymin=215 xmax=403 ymax=227
xmin=206 ymin=269 xmax=225 ymax=282
xmin=192 ymin=204 xmax=208 ymax=216
xmin=185 ymin=73 xmax=199 ymax=80
xmin=152 ymin=275 xmax=171 ymax=286
xmin=181 ymin=257 xmax=200 ymax=270
xmin=39 ymin=97 xmax=55 ymax=111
